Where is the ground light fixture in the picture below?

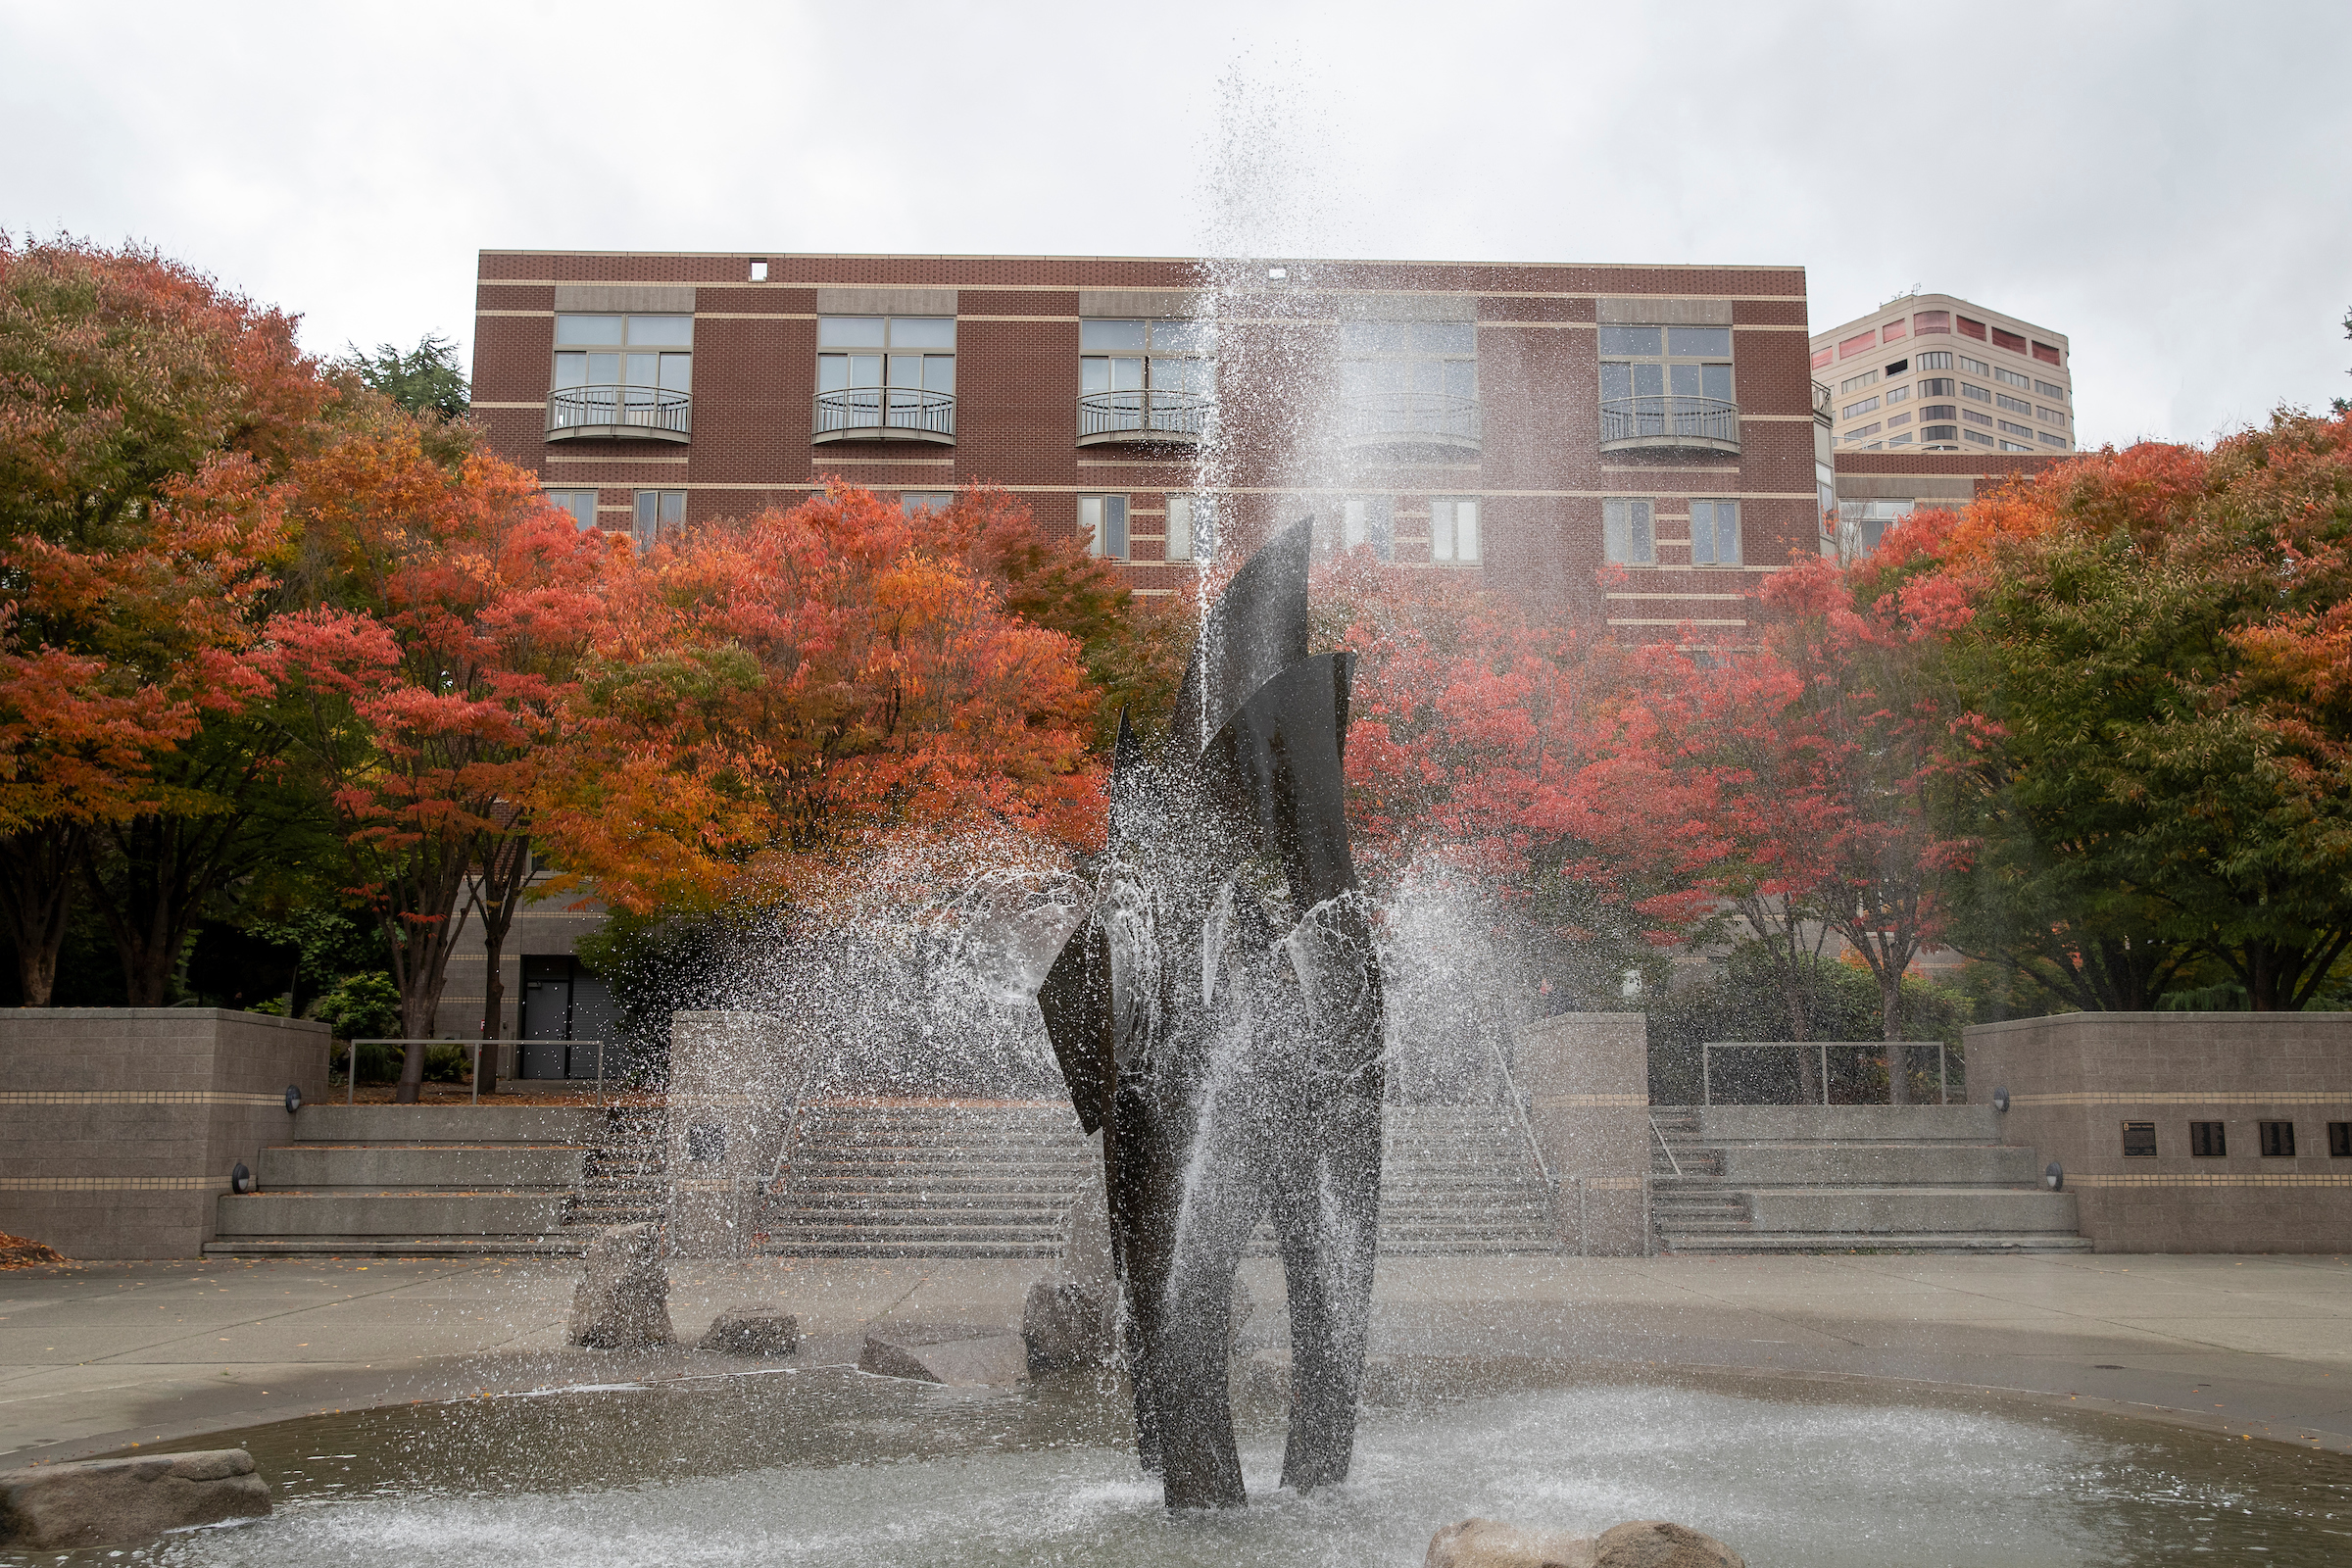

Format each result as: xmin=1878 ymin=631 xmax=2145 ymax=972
xmin=2044 ymin=1160 xmax=2064 ymax=1192
xmin=230 ymin=1162 xmax=255 ymax=1195
xmin=1992 ymin=1085 xmax=2010 ymax=1112
xmin=284 ymin=1084 xmax=303 ymax=1113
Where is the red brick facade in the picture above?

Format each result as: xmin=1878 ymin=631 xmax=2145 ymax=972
xmin=471 ymin=251 xmax=1821 ymax=636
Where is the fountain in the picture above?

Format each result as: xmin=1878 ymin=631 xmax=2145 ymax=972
xmin=1038 ymin=516 xmax=1384 ymax=1509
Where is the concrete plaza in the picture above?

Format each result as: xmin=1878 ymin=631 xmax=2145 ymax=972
xmin=1 ymin=1251 xmax=2346 ymax=1467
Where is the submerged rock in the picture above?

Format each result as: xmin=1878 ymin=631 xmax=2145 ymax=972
xmin=702 ymin=1305 xmax=799 ymax=1356
xmin=1426 ymin=1517 xmax=1597 ymax=1568
xmin=1592 ymin=1520 xmax=1745 ymax=1568
xmin=860 ymin=1323 xmax=1027 ymax=1387
xmin=0 ymin=1448 xmax=270 ymax=1549
xmin=568 ymin=1222 xmax=674 ymax=1348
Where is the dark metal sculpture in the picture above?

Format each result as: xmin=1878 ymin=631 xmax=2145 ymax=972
xmin=1038 ymin=519 xmax=1385 ymax=1509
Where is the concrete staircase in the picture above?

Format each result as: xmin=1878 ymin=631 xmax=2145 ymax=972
xmin=1648 ymin=1103 xmax=2088 ymax=1253
xmin=206 ymin=1105 xmax=661 ymax=1256
xmin=755 ymin=1099 xmax=1560 ymax=1259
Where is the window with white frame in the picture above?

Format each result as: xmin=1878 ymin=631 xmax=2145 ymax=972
xmin=2034 ymin=378 xmax=2067 ymax=401
xmin=1600 ymin=325 xmax=1735 ymax=416
xmin=901 ymin=493 xmax=952 ymax=514
xmin=1916 ymin=351 xmax=1953 ymax=371
xmin=1958 ymin=354 xmax=1991 ymax=376
xmin=1337 ymin=321 xmax=1478 ymax=441
xmin=1429 ymin=498 xmax=1482 ymax=564
xmin=552 ymin=316 xmax=692 ymax=429
xmin=544 ymin=489 xmax=599 ymax=531
xmin=1690 ymin=499 xmax=1740 ymax=565
xmin=1838 ymin=499 xmax=1912 ymax=556
xmin=815 ymin=317 xmax=956 ymax=433
xmin=1337 ymin=497 xmax=1395 ymax=561
xmin=1080 ymin=495 xmax=1129 ymax=561
xmin=1604 ymin=498 xmax=1654 ymax=564
xmin=1164 ymin=495 xmax=1215 ymax=563
xmin=633 ymin=489 xmax=684 ymax=548
xmin=1079 ymin=319 xmax=1214 ymax=437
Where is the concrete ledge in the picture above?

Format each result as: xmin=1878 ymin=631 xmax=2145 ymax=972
xmin=1694 ymin=1104 xmax=2000 ymax=1144
xmin=214 ymin=1191 xmax=568 ymax=1238
xmin=291 ymin=1106 xmax=604 ymax=1145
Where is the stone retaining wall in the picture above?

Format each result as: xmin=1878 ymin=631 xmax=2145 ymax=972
xmin=1517 ymin=1011 xmax=1651 ymax=1254
xmin=0 ymin=1009 xmax=331 ymax=1258
xmin=1964 ymin=1012 xmax=2352 ymax=1252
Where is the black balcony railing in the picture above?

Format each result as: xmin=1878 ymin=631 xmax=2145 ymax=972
xmin=546 ymin=384 xmax=692 ymax=439
xmin=1075 ymin=388 xmax=1211 ymax=442
xmin=812 ymin=386 xmax=956 ymax=440
xmin=1599 ymin=395 xmax=1740 ymax=452
xmin=1342 ymin=391 xmax=1481 ymax=449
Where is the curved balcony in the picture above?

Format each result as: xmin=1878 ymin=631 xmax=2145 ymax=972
xmin=545 ymin=385 xmax=692 ymax=444
xmin=812 ymin=387 xmax=956 ymax=444
xmin=1341 ymin=392 xmax=1481 ymax=456
xmin=1075 ymin=389 xmax=1210 ymax=447
xmin=1599 ymin=396 xmax=1741 ymax=457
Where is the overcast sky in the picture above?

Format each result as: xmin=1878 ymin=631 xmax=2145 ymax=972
xmin=6 ymin=1 xmax=2347 ymax=450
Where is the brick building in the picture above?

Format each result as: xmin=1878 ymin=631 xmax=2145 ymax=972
xmin=461 ymin=249 xmax=1826 ymax=1074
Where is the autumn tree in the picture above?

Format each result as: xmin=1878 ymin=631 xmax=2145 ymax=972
xmin=0 ymin=235 xmax=326 ymax=1004
xmin=533 ymin=483 xmax=1101 ymax=923
xmin=280 ymin=428 xmax=613 ymax=1096
xmin=1924 ymin=416 xmax=2352 ymax=1009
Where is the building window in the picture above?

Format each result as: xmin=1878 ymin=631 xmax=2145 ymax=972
xmin=2037 ymin=431 xmax=2069 ymax=448
xmin=1885 ymin=384 xmax=1910 ymax=405
xmin=1990 ymin=326 xmax=2028 ymax=355
xmin=1844 ymin=421 xmax=1883 ymax=441
xmin=1999 ymin=441 xmax=2034 ymax=453
xmin=1957 ymin=316 xmax=1987 ymax=341
xmin=1919 ymin=378 xmax=1956 ymax=398
xmin=1886 ymin=433 xmax=1914 ymax=446
xmin=1838 ymin=500 xmax=1911 ymax=555
xmin=1996 ymin=391 xmax=2032 ymax=415
xmin=1958 ymin=355 xmax=1990 ymax=377
xmin=816 ymin=317 xmax=956 ymax=434
xmin=1961 ymin=384 xmax=1992 ymax=405
xmin=1604 ymin=498 xmax=1654 ymax=564
xmin=1838 ymin=329 xmax=1877 ymax=359
xmin=552 ymin=315 xmax=692 ymax=432
xmin=1920 ymin=424 xmax=1959 ymax=444
xmin=2257 ymin=1120 xmax=2296 ymax=1157
xmin=1963 ymin=409 xmax=1995 ymax=428
xmin=1882 ymin=318 xmax=1908 ymax=344
xmin=1998 ymin=419 xmax=2034 ymax=439
xmin=1913 ymin=311 xmax=1950 ymax=334
xmin=1165 ymin=495 xmax=1215 ymax=563
xmin=901 ymin=492 xmax=952 ymax=514
xmin=1338 ymin=497 xmax=1395 ymax=561
xmin=2330 ymin=1121 xmax=2351 ymax=1156
xmin=1601 ymin=325 xmax=1735 ymax=422
xmin=1430 ymin=498 xmax=1482 ymax=564
xmin=544 ymin=489 xmax=599 ymax=531
xmin=1080 ymin=318 xmax=1214 ymax=438
xmin=1080 ymin=494 xmax=1128 ymax=560
xmin=1337 ymin=320 xmax=1477 ymax=442
xmin=1993 ymin=366 xmax=2033 ymax=390
xmin=1811 ymin=347 xmax=1834 ymax=369
xmin=1840 ymin=369 xmax=1880 ymax=395
xmin=1886 ymin=412 xmax=1912 ymax=428
xmin=749 ymin=259 xmax=768 ymax=282
xmin=2189 ymin=1120 xmax=2228 ymax=1157
xmin=2036 ymin=406 xmax=2069 ymax=426
xmin=1841 ymin=396 xmax=1881 ymax=420
xmin=2034 ymin=378 xmax=2067 ymax=400
xmin=1690 ymin=499 xmax=1740 ymax=565
xmin=1963 ymin=429 xmax=1994 ymax=446
xmin=2033 ymin=341 xmax=2062 ymax=366
xmin=1919 ymin=404 xmax=1958 ymax=421
xmin=633 ymin=489 xmax=684 ymax=548
xmin=1917 ymin=352 xmax=1953 ymax=371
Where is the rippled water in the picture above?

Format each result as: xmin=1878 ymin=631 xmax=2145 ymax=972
xmin=55 ymin=1360 xmax=2352 ymax=1567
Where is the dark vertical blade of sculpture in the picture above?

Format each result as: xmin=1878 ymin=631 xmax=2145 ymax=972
xmin=1037 ymin=517 xmax=1385 ymax=1510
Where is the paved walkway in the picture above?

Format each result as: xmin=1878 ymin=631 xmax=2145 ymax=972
xmin=1 ymin=1251 xmax=2345 ymax=1465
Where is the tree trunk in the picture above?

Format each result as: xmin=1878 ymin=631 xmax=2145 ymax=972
xmin=387 ymin=895 xmax=469 ymax=1104
xmin=466 ymin=829 xmax=532 ymax=1099
xmin=0 ymin=825 xmax=87 ymax=1006
xmin=1882 ymin=969 xmax=1909 ymax=1104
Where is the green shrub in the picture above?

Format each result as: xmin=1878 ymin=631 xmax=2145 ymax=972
xmin=314 ymin=972 xmax=401 ymax=1042
xmin=423 ymin=1043 xmax=473 ymax=1083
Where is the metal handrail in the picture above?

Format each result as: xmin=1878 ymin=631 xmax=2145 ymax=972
xmin=812 ymin=386 xmax=956 ymax=437
xmin=1649 ymin=1114 xmax=1684 ymax=1177
xmin=1473 ymin=998 xmax=1564 ymax=1251
xmin=1343 ymin=390 xmax=1481 ymax=445
xmin=547 ymin=384 xmax=692 ymax=436
xmin=1698 ymin=1040 xmax=1949 ymax=1106
xmin=1599 ymin=395 xmax=1740 ymax=446
xmin=1075 ymin=388 xmax=1211 ymax=439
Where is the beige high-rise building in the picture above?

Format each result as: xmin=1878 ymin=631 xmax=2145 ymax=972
xmin=1809 ymin=293 xmax=2073 ymax=457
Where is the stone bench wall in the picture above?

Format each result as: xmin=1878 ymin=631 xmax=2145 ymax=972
xmin=0 ymin=1009 xmax=331 ymax=1258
